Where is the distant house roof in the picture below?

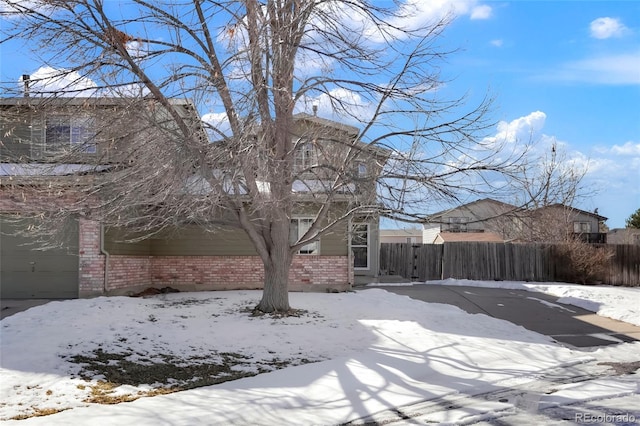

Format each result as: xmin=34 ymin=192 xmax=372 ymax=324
xmin=434 ymin=232 xmax=504 ymax=243
xmin=536 ymin=203 xmax=608 ymax=222
xmin=425 ymin=198 xmax=518 ymax=222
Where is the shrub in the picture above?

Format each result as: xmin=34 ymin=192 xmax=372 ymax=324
xmin=555 ymin=239 xmax=613 ymax=284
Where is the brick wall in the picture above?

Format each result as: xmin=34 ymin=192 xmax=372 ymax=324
xmin=78 ymin=219 xmax=106 ymax=297
xmin=108 ymin=256 xmax=152 ymax=290
xmin=104 ymin=255 xmax=352 ymax=294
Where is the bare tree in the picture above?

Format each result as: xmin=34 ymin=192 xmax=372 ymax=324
xmin=1 ymin=0 xmax=527 ymax=312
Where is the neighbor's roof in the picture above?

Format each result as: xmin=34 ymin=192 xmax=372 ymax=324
xmin=535 ymin=203 xmax=608 ymax=221
xmin=426 ymin=198 xmax=518 ymax=221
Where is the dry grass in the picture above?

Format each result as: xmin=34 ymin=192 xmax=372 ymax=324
xmin=10 ymin=407 xmax=70 ymax=420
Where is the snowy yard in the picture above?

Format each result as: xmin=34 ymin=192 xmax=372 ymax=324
xmin=1 ymin=280 xmax=639 ymax=425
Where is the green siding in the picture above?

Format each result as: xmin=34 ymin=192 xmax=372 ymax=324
xmin=150 ymin=227 xmax=258 ymax=256
xmin=319 ymin=228 xmax=348 ymax=256
xmin=104 ymin=229 xmax=152 ymax=255
xmin=0 ymin=216 xmax=78 ymax=299
xmin=105 ymin=222 xmax=348 ymax=256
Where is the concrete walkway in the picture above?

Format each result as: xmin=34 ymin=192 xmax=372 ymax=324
xmin=371 ymin=284 xmax=640 ymax=348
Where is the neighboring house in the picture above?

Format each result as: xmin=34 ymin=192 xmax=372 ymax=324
xmin=529 ymin=204 xmax=608 ymax=244
xmin=421 ymin=199 xmax=607 ymax=244
xmin=0 ymin=96 xmax=385 ymax=298
xmin=422 ymin=198 xmax=518 ymax=244
xmin=380 ymin=228 xmax=423 ymax=244
xmin=607 ymin=228 xmax=640 ymax=245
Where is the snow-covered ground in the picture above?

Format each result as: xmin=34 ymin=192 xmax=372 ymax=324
xmin=0 ymin=280 xmax=638 ymax=425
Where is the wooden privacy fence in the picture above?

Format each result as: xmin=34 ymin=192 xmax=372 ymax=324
xmin=379 ymin=242 xmax=640 ymax=286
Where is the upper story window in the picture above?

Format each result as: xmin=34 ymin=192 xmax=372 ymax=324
xmin=573 ymin=221 xmax=591 ymax=233
xmin=46 ymin=115 xmax=96 ymax=153
xmin=447 ymin=216 xmax=468 ymax=232
xmin=356 ymin=162 xmax=368 ymax=178
xmin=293 ymin=140 xmax=317 ymax=172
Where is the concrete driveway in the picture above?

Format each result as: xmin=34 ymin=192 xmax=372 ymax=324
xmin=370 ymin=284 xmax=640 ymax=348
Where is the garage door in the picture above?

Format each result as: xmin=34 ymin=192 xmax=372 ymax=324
xmin=0 ymin=217 xmax=79 ymax=299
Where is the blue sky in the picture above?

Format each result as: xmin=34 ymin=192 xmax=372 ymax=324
xmin=442 ymin=1 xmax=640 ymax=228
xmin=1 ymin=0 xmax=638 ymax=228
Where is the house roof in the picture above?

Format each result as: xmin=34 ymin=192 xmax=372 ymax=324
xmin=536 ymin=203 xmax=608 ymax=221
xmin=0 ymin=163 xmax=111 ymax=177
xmin=435 ymin=232 xmax=504 ymax=243
xmin=293 ymin=113 xmax=360 ymax=135
xmin=426 ymin=198 xmax=518 ymax=220
xmin=0 ymin=96 xmax=194 ymax=108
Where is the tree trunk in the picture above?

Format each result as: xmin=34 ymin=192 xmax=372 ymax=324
xmin=256 ymin=226 xmax=292 ymax=312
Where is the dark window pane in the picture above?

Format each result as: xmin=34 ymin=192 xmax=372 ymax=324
xmin=352 ymin=247 xmax=368 ymax=268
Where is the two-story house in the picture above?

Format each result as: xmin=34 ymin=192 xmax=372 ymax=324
xmin=528 ymin=204 xmax=607 ymax=243
xmin=1 ymin=96 xmax=386 ymax=298
xmin=421 ymin=198 xmax=519 ymax=244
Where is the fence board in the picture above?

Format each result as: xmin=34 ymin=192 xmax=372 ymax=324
xmin=380 ymin=242 xmax=639 ymax=286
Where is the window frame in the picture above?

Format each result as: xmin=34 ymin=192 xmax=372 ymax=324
xmin=351 ymin=222 xmax=370 ymax=270
xmin=293 ymin=138 xmax=318 ymax=173
xmin=573 ymin=221 xmax=592 ymax=233
xmin=447 ymin=216 xmax=469 ymax=232
xmin=45 ymin=114 xmax=97 ymax=154
xmin=290 ymin=217 xmax=320 ymax=255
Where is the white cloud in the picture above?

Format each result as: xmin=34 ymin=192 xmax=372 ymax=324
xmin=202 ymin=112 xmax=231 ymax=139
xmin=20 ymin=66 xmax=97 ymax=97
xmin=590 ymin=17 xmax=629 ymax=39
xmin=470 ymin=5 xmax=492 ymax=20
xmin=483 ymin=111 xmax=547 ymax=146
xmin=610 ymin=141 xmax=640 ymax=156
xmin=295 ymin=87 xmax=377 ymax=125
xmin=490 ymin=39 xmax=503 ymax=47
xmin=540 ymin=51 xmax=640 ymax=86
xmin=326 ymin=0 xmax=491 ymax=44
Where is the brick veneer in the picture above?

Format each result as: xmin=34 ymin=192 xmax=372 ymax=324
xmin=78 ymin=219 xmax=106 ymax=297
xmin=1 ymin=194 xmax=352 ymax=296
xmin=104 ymin=254 xmax=352 ymax=294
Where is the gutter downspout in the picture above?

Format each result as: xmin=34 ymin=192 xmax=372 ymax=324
xmin=100 ymin=224 xmax=110 ymax=294
xmin=347 ymin=217 xmax=354 ymax=289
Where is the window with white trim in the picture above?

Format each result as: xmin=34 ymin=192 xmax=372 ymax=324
xmin=45 ymin=115 xmax=96 ymax=153
xmin=356 ymin=162 xmax=368 ymax=178
xmin=293 ymin=140 xmax=317 ymax=172
xmin=290 ymin=218 xmax=319 ymax=254
xmin=351 ymin=223 xmax=369 ymax=269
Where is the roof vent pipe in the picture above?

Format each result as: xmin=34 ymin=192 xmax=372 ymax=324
xmin=22 ymin=74 xmax=30 ymax=97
